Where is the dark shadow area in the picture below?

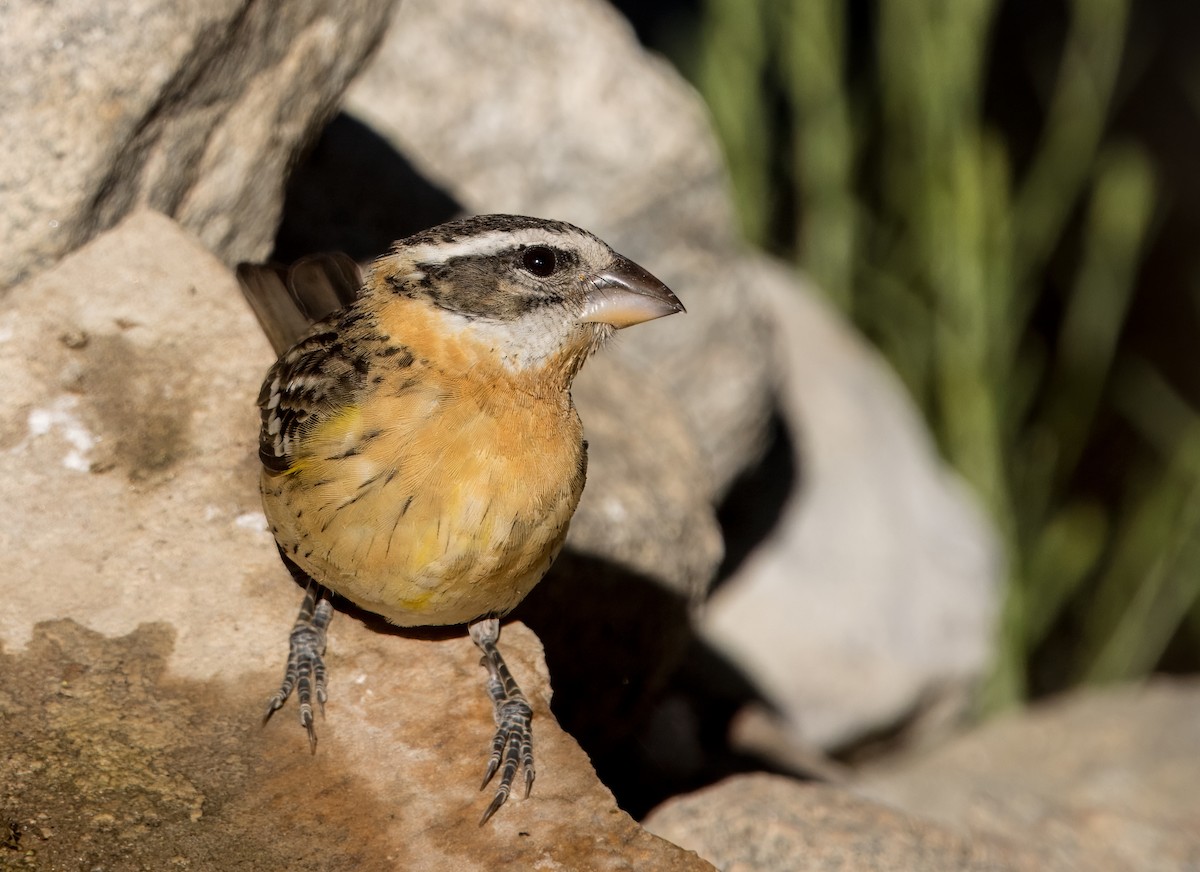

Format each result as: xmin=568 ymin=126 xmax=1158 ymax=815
xmin=515 ymin=551 xmax=818 ymax=820
xmin=607 ymin=0 xmax=703 ymax=56
xmin=272 ymin=113 xmax=461 ymax=263
xmin=513 ymin=552 xmax=696 ymax=783
xmin=711 ymin=408 xmax=800 ymax=591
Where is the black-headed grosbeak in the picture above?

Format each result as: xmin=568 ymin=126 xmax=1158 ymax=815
xmin=236 ymin=214 xmax=683 ymax=823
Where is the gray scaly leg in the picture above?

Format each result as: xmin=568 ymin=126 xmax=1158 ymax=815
xmin=468 ymin=616 xmax=535 ymax=824
xmin=264 ymin=580 xmax=333 ymax=753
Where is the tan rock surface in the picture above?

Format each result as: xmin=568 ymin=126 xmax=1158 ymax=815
xmin=644 ymin=774 xmax=1053 ymax=872
xmin=855 ymin=679 xmax=1200 ymax=871
xmin=0 ymin=210 xmax=713 ymax=871
xmin=645 ymin=682 xmax=1200 ymax=871
xmin=2 ymin=620 xmax=714 ymax=871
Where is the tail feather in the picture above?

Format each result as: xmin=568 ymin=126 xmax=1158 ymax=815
xmin=237 ymin=253 xmax=364 ymax=355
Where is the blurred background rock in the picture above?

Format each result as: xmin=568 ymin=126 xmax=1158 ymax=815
xmin=622 ymin=0 xmax=1200 ymax=709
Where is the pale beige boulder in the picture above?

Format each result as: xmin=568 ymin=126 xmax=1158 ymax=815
xmin=0 ymin=0 xmax=397 ymax=290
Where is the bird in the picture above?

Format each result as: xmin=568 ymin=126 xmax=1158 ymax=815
xmin=236 ymin=214 xmax=684 ymax=823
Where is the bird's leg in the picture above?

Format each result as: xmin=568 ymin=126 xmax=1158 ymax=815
xmin=263 ymin=577 xmax=333 ymax=754
xmin=468 ymin=616 xmax=535 ymax=825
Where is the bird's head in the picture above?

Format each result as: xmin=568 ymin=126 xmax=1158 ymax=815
xmin=368 ymin=214 xmax=684 ymax=382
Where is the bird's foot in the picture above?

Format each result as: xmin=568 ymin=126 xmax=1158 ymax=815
xmin=469 ymin=617 xmax=535 ymax=824
xmin=263 ymin=584 xmax=333 ymax=753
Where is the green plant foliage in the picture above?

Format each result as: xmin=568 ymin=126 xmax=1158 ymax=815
xmin=690 ymin=0 xmax=1196 ymax=708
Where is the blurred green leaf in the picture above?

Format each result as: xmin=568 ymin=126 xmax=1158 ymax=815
xmin=777 ymin=0 xmax=856 ymax=309
xmin=1024 ymin=500 xmax=1108 ymax=649
xmin=696 ymin=0 xmax=774 ymax=246
xmin=690 ymin=0 xmax=1176 ymax=713
xmin=1080 ymin=360 xmax=1200 ymax=682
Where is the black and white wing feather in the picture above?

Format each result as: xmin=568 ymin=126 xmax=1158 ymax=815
xmin=256 ymin=321 xmax=370 ymax=474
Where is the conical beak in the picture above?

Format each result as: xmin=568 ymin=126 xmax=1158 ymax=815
xmin=581 ymin=254 xmax=685 ymax=328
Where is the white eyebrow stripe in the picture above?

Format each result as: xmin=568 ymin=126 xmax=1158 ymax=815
xmin=403 ymin=228 xmax=602 ymax=264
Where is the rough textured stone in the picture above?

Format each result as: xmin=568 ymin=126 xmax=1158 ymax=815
xmin=646 ymin=683 xmax=1200 ymax=870
xmin=700 ymin=260 xmax=1002 ymax=751
xmin=855 ymin=679 xmax=1200 ymax=872
xmin=0 ymin=0 xmax=397 ymax=291
xmin=344 ymin=0 xmax=775 ymax=491
xmin=644 ymin=774 xmax=1054 ymax=872
xmin=0 ymin=620 xmax=714 ymax=871
xmin=0 ymin=210 xmax=714 ymax=871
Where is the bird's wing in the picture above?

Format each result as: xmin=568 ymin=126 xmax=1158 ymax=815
xmin=237 ymin=253 xmax=364 ymax=355
xmin=256 ymin=317 xmax=369 ymax=474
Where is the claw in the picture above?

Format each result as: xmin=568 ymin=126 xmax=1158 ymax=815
xmin=262 ymin=695 xmax=285 ymax=725
xmin=481 ymin=755 xmax=500 ymax=790
xmin=303 ymin=712 xmax=318 ymax=755
xmin=478 ymin=788 xmax=508 ymax=826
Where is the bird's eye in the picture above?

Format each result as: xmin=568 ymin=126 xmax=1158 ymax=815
xmin=521 ymin=246 xmax=558 ymax=278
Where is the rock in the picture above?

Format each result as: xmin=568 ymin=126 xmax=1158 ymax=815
xmin=0 ymin=210 xmax=714 ymax=871
xmin=855 ymin=679 xmax=1200 ymax=871
xmin=1 ymin=620 xmax=714 ymax=872
xmin=643 ymin=774 xmax=1053 ymax=872
xmin=647 ymin=684 xmax=1200 ymax=870
xmin=343 ymin=0 xmax=776 ymax=491
xmin=701 ymin=259 xmax=1002 ymax=751
xmin=0 ymin=0 xmax=397 ymax=291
